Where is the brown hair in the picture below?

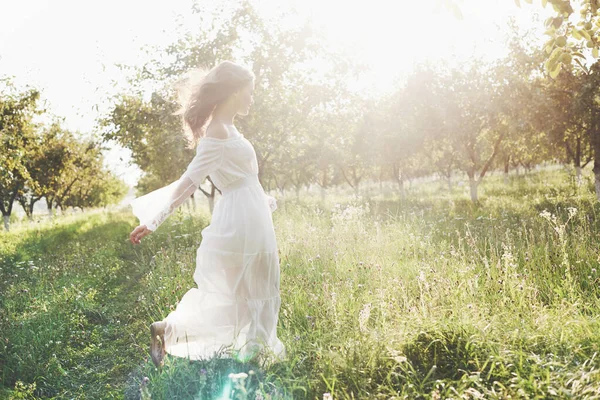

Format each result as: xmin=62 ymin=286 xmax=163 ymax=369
xmin=174 ymin=60 xmax=255 ymax=149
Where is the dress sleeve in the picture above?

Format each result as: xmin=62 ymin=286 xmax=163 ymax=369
xmin=129 ymin=140 xmax=223 ymax=232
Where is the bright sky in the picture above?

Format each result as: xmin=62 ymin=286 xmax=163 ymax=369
xmin=0 ymin=0 xmax=552 ymax=187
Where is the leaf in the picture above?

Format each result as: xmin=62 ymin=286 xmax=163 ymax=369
xmin=575 ymin=58 xmax=589 ymax=73
xmin=594 ymin=47 xmax=599 ymax=58
xmin=579 ymin=29 xmax=591 ymax=41
xmin=573 ymin=51 xmax=586 ymax=59
xmin=450 ymin=3 xmax=463 ymax=19
xmin=545 ymin=57 xmax=558 ymax=74
xmin=550 ymin=62 xmax=562 ymax=79
xmin=552 ymin=17 xmax=564 ymax=29
xmin=548 ymin=46 xmax=563 ymax=63
xmin=572 ymin=29 xmax=582 ymax=40
xmin=542 ymin=0 xmax=547 ymax=7
xmin=524 ymin=0 xmax=532 ymax=4
xmin=515 ymin=0 xmax=521 ymax=7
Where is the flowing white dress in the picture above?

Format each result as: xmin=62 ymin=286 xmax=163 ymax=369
xmin=129 ymin=128 xmax=286 ymax=363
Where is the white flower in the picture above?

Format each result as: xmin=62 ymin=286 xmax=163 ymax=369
xmin=229 ymin=372 xmax=248 ymax=380
xmin=358 ymin=303 xmax=372 ymax=332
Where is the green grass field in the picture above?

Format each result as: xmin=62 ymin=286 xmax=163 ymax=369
xmin=1 ymin=166 xmax=600 ymax=399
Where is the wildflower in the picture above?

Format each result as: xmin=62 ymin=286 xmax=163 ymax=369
xmin=358 ymin=303 xmax=372 ymax=332
xmin=229 ymin=372 xmax=248 ymax=380
xmin=539 ymin=210 xmax=551 ymax=219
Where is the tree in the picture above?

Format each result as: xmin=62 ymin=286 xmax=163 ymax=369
xmin=0 ymin=80 xmax=43 ymax=231
xmin=63 ymin=168 xmax=128 ymax=211
xmin=100 ymin=0 xmax=340 ymax=210
xmin=15 ymin=121 xmax=69 ymax=219
xmin=539 ymin=68 xmax=593 ymax=182
xmin=524 ymin=0 xmax=600 ymax=75
xmin=433 ymin=62 xmax=507 ymax=202
xmin=375 ymin=84 xmax=428 ymax=197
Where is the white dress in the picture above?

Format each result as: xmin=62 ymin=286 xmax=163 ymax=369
xmin=129 ymin=128 xmax=286 ymax=363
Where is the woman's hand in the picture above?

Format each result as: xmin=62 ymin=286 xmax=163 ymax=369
xmin=130 ymin=224 xmax=153 ymax=245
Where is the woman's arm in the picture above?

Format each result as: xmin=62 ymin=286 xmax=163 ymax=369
xmin=130 ymin=177 xmax=197 ymax=244
xmin=129 ymin=140 xmax=223 ymax=242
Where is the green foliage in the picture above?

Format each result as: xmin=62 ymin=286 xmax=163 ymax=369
xmin=0 ymin=78 xmax=128 ymax=230
xmin=0 ymin=78 xmax=43 ymax=221
xmin=99 ymin=1 xmax=364 ymax=199
xmin=524 ymin=0 xmax=600 ymax=75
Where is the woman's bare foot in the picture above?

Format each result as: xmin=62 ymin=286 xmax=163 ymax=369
xmin=150 ymin=321 xmax=167 ymax=367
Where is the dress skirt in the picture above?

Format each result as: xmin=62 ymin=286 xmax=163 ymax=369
xmin=162 ymin=174 xmax=286 ymax=363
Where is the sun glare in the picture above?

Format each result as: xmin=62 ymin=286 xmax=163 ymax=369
xmin=258 ymin=0 xmax=553 ymax=95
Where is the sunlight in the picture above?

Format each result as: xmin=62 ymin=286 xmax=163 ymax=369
xmin=0 ymin=0 xmax=555 ymax=186
xmin=259 ymin=0 xmax=554 ymax=94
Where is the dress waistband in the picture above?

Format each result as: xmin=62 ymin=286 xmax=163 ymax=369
xmin=221 ymin=174 xmax=261 ymax=195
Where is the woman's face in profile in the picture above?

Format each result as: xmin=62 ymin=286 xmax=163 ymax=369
xmin=236 ymin=80 xmax=255 ymax=116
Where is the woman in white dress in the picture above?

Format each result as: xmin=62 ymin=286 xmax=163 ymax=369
xmin=128 ymin=60 xmax=286 ymax=367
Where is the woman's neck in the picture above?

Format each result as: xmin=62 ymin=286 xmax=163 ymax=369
xmin=212 ymin=106 xmax=236 ymax=125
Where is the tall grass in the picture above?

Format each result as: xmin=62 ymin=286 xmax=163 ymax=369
xmin=1 ymin=166 xmax=600 ymax=399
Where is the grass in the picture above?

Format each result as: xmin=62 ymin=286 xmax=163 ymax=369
xmin=1 ymin=165 xmax=600 ymax=399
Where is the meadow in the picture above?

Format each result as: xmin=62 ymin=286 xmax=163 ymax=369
xmin=1 ymin=165 xmax=600 ymax=399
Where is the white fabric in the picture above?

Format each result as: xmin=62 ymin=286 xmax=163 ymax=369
xmin=129 ymin=129 xmax=285 ymax=363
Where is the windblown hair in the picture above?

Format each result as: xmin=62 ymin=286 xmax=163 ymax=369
xmin=174 ymin=60 xmax=255 ymax=149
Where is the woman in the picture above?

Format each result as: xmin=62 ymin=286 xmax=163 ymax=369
xmin=128 ymin=60 xmax=286 ymax=367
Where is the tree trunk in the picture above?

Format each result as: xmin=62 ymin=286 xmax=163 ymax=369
xmin=398 ymin=178 xmax=405 ymax=200
xmin=594 ymin=169 xmax=600 ymax=201
xmin=504 ymin=156 xmax=510 ymax=185
xmin=208 ymin=184 xmax=216 ymax=214
xmin=3 ymin=215 xmax=9 ymax=231
xmin=593 ymin=146 xmax=600 ymax=201
xmin=469 ymin=179 xmax=479 ymax=203
xmin=190 ymin=192 xmax=197 ymax=212
xmin=320 ymin=186 xmax=327 ymax=203
xmin=576 ymin=137 xmax=582 ymax=186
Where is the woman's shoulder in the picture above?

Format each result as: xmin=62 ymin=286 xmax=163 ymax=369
xmin=205 ymin=123 xmax=230 ymax=140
